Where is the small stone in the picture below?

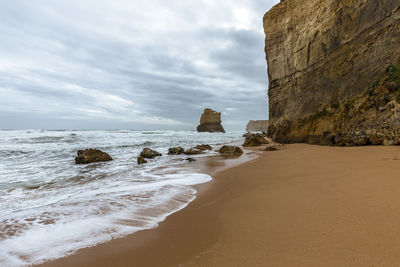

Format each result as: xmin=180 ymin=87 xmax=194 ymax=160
xmin=184 ymin=147 xmax=204 ymax=155
xmin=140 ymin=148 xmax=162 ymax=159
xmin=263 ymin=145 xmax=278 ymax=151
xmin=137 ymin=156 xmax=148 ymax=165
xmin=218 ymin=145 xmax=243 ymax=156
xmin=195 ymin=144 xmax=212 ymax=151
xmin=75 ymin=149 xmax=113 ymax=164
xmin=185 ymin=157 xmax=196 ymax=162
xmin=168 ymin=147 xmax=184 ymax=155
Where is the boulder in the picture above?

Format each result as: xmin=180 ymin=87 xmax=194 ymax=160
xmin=195 ymin=144 xmax=212 ymax=151
xmin=75 ymin=149 xmax=113 ymax=164
xmin=243 ymin=133 xmax=269 ymax=147
xmin=168 ymin=147 xmax=184 ymax=155
xmin=137 ymin=156 xmax=148 ymax=165
xmin=197 ymin=108 xmax=225 ymax=133
xmin=218 ymin=145 xmax=243 ymax=156
xmin=184 ymin=147 xmax=203 ymax=155
xmin=140 ymin=148 xmax=162 ymax=159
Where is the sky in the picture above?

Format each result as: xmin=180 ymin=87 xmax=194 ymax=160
xmin=0 ymin=0 xmax=279 ymax=131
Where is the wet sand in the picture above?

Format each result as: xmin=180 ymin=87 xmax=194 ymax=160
xmin=41 ymin=144 xmax=400 ymax=266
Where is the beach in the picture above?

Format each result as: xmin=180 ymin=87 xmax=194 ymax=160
xmin=41 ymin=143 xmax=400 ymax=266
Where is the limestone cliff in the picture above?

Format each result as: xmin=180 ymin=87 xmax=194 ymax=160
xmin=264 ymin=0 xmax=400 ymax=145
xmin=197 ymin=108 xmax=225 ymax=133
xmin=246 ymin=120 xmax=269 ymax=132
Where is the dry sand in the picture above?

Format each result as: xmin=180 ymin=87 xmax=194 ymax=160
xmin=41 ymin=144 xmax=400 ymax=266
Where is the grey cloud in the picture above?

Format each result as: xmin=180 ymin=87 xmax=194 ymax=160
xmin=0 ymin=0 xmax=279 ymax=131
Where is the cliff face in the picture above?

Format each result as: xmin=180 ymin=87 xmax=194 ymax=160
xmin=264 ymin=0 xmax=400 ymax=145
xmin=197 ymin=108 xmax=225 ymax=133
xmin=246 ymin=120 xmax=269 ymax=132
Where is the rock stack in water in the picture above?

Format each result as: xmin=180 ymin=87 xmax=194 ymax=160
xmin=197 ymin=108 xmax=225 ymax=133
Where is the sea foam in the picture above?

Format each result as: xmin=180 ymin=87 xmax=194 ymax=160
xmin=0 ymin=130 xmax=238 ymax=266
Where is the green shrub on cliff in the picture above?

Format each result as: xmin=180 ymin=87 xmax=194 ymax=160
xmin=368 ymin=79 xmax=379 ymax=96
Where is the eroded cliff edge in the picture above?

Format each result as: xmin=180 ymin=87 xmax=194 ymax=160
xmin=264 ymin=0 xmax=400 ymax=145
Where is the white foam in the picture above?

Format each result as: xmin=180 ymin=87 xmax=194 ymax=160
xmin=0 ymin=130 xmax=242 ymax=266
xmin=0 ymin=172 xmax=211 ymax=266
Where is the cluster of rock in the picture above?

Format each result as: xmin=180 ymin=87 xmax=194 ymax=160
xmin=167 ymin=144 xmax=212 ymax=156
xmin=137 ymin=148 xmax=162 ymax=165
xmin=242 ymin=133 xmax=279 ymax=152
xmin=74 ymin=133 xmax=278 ymax=165
xmin=246 ymin=120 xmax=269 ymax=132
xmin=264 ymin=0 xmax=400 ymax=146
xmin=197 ymin=108 xmax=225 ymax=133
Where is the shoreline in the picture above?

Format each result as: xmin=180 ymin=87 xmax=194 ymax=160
xmin=41 ymin=143 xmax=400 ymax=266
xmin=38 ymin=139 xmax=259 ymax=267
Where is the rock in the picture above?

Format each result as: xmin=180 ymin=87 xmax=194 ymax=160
xmin=218 ymin=145 xmax=243 ymax=156
xmin=75 ymin=149 xmax=113 ymax=164
xmin=243 ymin=133 xmax=269 ymax=147
xmin=137 ymin=156 xmax=147 ymax=165
xmin=195 ymin=144 xmax=212 ymax=151
xmin=197 ymin=108 xmax=225 ymax=133
xmin=185 ymin=157 xmax=197 ymax=162
xmin=168 ymin=147 xmax=184 ymax=155
xmin=264 ymin=0 xmax=400 ymax=146
xmin=140 ymin=148 xmax=162 ymax=159
xmin=246 ymin=120 xmax=269 ymax=132
xmin=184 ymin=147 xmax=203 ymax=155
xmin=263 ymin=145 xmax=278 ymax=151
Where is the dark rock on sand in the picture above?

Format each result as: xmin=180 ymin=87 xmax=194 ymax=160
xmin=184 ymin=147 xmax=204 ymax=155
xmin=140 ymin=148 xmax=162 ymax=159
xmin=263 ymin=145 xmax=278 ymax=151
xmin=195 ymin=144 xmax=212 ymax=151
xmin=168 ymin=147 xmax=184 ymax=155
xmin=218 ymin=145 xmax=243 ymax=156
xmin=243 ymin=133 xmax=269 ymax=147
xmin=137 ymin=156 xmax=148 ymax=165
xmin=75 ymin=149 xmax=113 ymax=164
xmin=185 ymin=157 xmax=197 ymax=162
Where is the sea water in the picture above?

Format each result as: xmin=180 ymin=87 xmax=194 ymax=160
xmin=0 ymin=130 xmax=243 ymax=266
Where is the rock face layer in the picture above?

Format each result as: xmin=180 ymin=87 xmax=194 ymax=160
xmin=264 ymin=0 xmax=400 ymax=145
xmin=197 ymin=108 xmax=225 ymax=133
xmin=246 ymin=120 xmax=269 ymax=132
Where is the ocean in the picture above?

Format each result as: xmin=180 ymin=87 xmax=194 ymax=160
xmin=0 ymin=130 xmax=243 ymax=266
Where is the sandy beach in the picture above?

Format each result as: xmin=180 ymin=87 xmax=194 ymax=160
xmin=41 ymin=143 xmax=400 ymax=266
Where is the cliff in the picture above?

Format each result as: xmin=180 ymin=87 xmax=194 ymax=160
xmin=246 ymin=120 xmax=269 ymax=132
xmin=197 ymin=108 xmax=225 ymax=133
xmin=264 ymin=0 xmax=400 ymax=145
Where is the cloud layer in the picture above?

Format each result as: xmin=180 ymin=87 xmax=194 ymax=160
xmin=0 ymin=0 xmax=279 ymax=130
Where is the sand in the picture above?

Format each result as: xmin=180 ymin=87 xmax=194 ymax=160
xmin=41 ymin=144 xmax=400 ymax=266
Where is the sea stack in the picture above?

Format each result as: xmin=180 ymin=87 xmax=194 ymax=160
xmin=264 ymin=0 xmax=400 ymax=146
xmin=246 ymin=120 xmax=269 ymax=132
xmin=197 ymin=108 xmax=225 ymax=133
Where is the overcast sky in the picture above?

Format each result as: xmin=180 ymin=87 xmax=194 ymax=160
xmin=0 ymin=0 xmax=279 ymax=131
